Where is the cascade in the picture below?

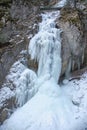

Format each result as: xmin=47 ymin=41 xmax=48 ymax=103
xmin=0 ymin=0 xmax=77 ymax=130
xmin=29 ymin=11 xmax=61 ymax=83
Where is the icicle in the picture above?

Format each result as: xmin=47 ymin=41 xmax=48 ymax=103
xmin=65 ymin=57 xmax=72 ymax=79
xmin=82 ymin=51 xmax=84 ymax=64
xmin=16 ymin=69 xmax=37 ymax=107
xmin=72 ymin=60 xmax=75 ymax=71
xmin=77 ymin=58 xmax=81 ymax=70
xmin=29 ymin=13 xmax=62 ymax=83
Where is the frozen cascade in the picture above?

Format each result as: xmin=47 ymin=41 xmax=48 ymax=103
xmin=16 ymin=69 xmax=37 ymax=107
xmin=29 ymin=12 xmax=61 ymax=82
xmin=0 ymin=0 xmax=77 ymax=130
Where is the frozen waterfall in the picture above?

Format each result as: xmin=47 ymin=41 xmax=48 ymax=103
xmin=0 ymin=0 xmax=77 ymax=130
xmin=29 ymin=12 xmax=61 ymax=82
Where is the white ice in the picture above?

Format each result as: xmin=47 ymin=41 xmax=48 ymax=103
xmin=29 ymin=11 xmax=61 ymax=82
xmin=54 ymin=0 xmax=67 ymax=7
xmin=0 ymin=77 xmax=76 ymax=130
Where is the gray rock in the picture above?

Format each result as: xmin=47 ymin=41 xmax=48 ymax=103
xmin=56 ymin=8 xmax=86 ymax=78
xmin=0 ymin=0 xmax=41 ymax=124
xmin=0 ymin=108 xmax=8 ymax=124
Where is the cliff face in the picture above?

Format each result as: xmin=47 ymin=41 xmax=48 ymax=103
xmin=56 ymin=1 xmax=87 ymax=78
xmin=0 ymin=0 xmax=41 ymax=124
xmin=0 ymin=0 xmax=41 ymax=87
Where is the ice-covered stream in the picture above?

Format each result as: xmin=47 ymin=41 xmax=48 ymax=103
xmin=0 ymin=0 xmax=87 ymax=130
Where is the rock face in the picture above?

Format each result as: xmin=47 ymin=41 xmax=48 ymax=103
xmin=0 ymin=96 xmax=16 ymax=125
xmin=56 ymin=5 xmax=87 ymax=78
xmin=0 ymin=0 xmax=41 ymax=86
xmin=0 ymin=0 xmax=41 ymax=124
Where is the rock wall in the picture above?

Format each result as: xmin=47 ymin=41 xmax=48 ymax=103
xmin=56 ymin=3 xmax=87 ymax=78
xmin=0 ymin=0 xmax=41 ymax=86
xmin=0 ymin=0 xmax=41 ymax=124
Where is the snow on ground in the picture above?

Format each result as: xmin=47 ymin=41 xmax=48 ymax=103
xmin=1 ymin=73 xmax=87 ymax=130
xmin=61 ymin=72 xmax=87 ymax=129
xmin=0 ymin=78 xmax=75 ymax=130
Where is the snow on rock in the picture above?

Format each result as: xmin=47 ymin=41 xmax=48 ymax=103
xmin=16 ymin=69 xmax=37 ymax=107
xmin=54 ymin=0 xmax=67 ymax=7
xmin=0 ymin=87 xmax=15 ymax=108
xmin=0 ymin=61 xmax=26 ymax=107
xmin=5 ymin=61 xmax=26 ymax=85
xmin=4 ymin=60 xmax=38 ymax=107
xmin=0 ymin=61 xmax=26 ymax=108
xmin=61 ymin=72 xmax=87 ymax=129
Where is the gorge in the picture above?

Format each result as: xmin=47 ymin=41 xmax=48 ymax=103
xmin=0 ymin=0 xmax=87 ymax=130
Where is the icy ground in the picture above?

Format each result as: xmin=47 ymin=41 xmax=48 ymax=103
xmin=1 ymin=72 xmax=87 ymax=130
xmin=62 ymin=72 xmax=87 ymax=130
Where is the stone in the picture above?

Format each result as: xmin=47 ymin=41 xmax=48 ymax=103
xmin=0 ymin=108 xmax=8 ymax=124
xmin=56 ymin=8 xmax=86 ymax=78
xmin=0 ymin=95 xmax=16 ymax=124
xmin=0 ymin=0 xmax=41 ymax=124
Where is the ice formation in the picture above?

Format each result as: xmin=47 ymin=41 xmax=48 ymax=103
xmin=29 ymin=11 xmax=61 ymax=82
xmin=16 ymin=69 xmax=37 ymax=107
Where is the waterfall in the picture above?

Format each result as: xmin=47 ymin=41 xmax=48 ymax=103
xmin=0 ymin=1 xmax=76 ymax=130
xmin=16 ymin=11 xmax=62 ymax=107
xmin=29 ymin=12 xmax=61 ymax=82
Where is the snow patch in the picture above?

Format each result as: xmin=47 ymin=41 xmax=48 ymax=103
xmin=0 ymin=87 xmax=15 ymax=108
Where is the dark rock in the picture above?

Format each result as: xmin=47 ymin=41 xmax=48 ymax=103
xmin=0 ymin=0 xmax=12 ymax=6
